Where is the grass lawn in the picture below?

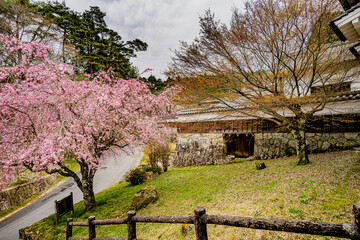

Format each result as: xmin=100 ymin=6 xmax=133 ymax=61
xmin=25 ymin=149 xmax=360 ymax=239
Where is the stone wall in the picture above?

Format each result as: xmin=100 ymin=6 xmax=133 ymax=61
xmin=19 ymin=228 xmax=40 ymax=240
xmin=0 ymin=174 xmax=58 ymax=211
xmin=173 ymin=132 xmax=360 ymax=166
xmin=254 ymin=132 xmax=360 ymax=159
xmin=173 ymin=133 xmax=228 ymax=166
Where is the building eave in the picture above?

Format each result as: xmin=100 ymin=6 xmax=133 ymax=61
xmin=330 ymin=3 xmax=360 ymax=42
xmin=349 ymin=40 xmax=360 ymax=59
xmin=329 ymin=21 xmax=348 ymax=41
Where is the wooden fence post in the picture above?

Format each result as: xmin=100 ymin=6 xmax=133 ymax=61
xmin=88 ymin=216 xmax=96 ymax=240
xmin=194 ymin=206 xmax=208 ymax=240
xmin=70 ymin=192 xmax=74 ymax=215
xmin=54 ymin=200 xmax=59 ymax=225
xmin=353 ymin=202 xmax=360 ymax=240
xmin=66 ymin=218 xmax=73 ymax=240
xmin=127 ymin=210 xmax=137 ymax=240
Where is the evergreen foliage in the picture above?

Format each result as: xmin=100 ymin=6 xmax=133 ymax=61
xmin=139 ymin=75 xmax=168 ymax=93
xmin=35 ymin=2 xmax=148 ymax=77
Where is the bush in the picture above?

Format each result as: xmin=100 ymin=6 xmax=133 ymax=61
xmin=125 ymin=166 xmax=163 ymax=185
xmin=125 ymin=168 xmax=146 ymax=186
xmin=144 ymin=142 xmax=171 ymax=172
xmin=143 ymin=166 xmax=162 ymax=174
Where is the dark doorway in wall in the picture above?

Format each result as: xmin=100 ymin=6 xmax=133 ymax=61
xmin=225 ymin=134 xmax=254 ymax=157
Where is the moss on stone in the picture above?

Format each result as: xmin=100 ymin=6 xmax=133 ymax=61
xmin=343 ymin=140 xmax=358 ymax=150
xmin=130 ymin=185 xmax=159 ymax=210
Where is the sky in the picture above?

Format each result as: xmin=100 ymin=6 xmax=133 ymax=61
xmin=61 ymin=0 xmax=245 ymax=80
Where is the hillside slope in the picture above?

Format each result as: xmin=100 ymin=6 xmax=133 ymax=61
xmin=26 ymin=150 xmax=360 ymax=239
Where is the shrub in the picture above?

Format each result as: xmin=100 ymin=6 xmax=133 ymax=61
xmin=143 ymin=166 xmax=162 ymax=174
xmin=125 ymin=166 xmax=163 ymax=185
xmin=144 ymin=142 xmax=171 ymax=172
xmin=125 ymin=168 xmax=146 ymax=186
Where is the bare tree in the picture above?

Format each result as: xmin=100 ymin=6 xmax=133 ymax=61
xmin=167 ymin=0 xmax=358 ymax=165
xmin=0 ymin=0 xmax=67 ymax=66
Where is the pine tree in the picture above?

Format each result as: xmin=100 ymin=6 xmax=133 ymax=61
xmin=34 ymin=1 xmax=80 ymax=64
xmin=35 ymin=2 xmax=148 ymax=77
xmin=140 ymin=75 xmax=168 ymax=93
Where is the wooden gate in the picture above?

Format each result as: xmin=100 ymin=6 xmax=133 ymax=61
xmin=225 ymin=134 xmax=254 ymax=157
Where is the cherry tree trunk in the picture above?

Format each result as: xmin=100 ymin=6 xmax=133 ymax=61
xmin=58 ymin=171 xmax=97 ymax=211
xmin=291 ymin=129 xmax=310 ymax=165
xmin=82 ymin=180 xmax=97 ymax=211
xmin=71 ymin=164 xmax=97 ymax=211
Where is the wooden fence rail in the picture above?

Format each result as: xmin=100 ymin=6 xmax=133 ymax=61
xmin=66 ymin=204 xmax=360 ymax=240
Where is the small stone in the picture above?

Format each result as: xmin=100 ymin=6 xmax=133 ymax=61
xmin=343 ymin=140 xmax=358 ymax=149
xmin=322 ymin=141 xmax=331 ymax=150
xmin=345 ymin=132 xmax=358 ymax=140
xmin=307 ymin=133 xmax=315 ymax=138
xmin=226 ymin=155 xmax=235 ymax=160
xmin=255 ymin=162 xmax=266 ymax=170
xmin=181 ymin=224 xmax=194 ymax=234
xmin=338 ymin=137 xmax=347 ymax=144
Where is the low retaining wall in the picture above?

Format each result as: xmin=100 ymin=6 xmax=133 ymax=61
xmin=173 ymin=133 xmax=228 ymax=166
xmin=19 ymin=229 xmax=40 ymax=240
xmin=173 ymin=132 xmax=360 ymax=165
xmin=254 ymin=132 xmax=360 ymax=159
xmin=0 ymin=174 xmax=58 ymax=211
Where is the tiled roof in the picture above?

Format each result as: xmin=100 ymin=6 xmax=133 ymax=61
xmin=176 ymin=91 xmax=360 ymax=116
xmin=177 ymin=105 xmax=246 ymax=115
xmin=334 ymin=91 xmax=360 ymax=100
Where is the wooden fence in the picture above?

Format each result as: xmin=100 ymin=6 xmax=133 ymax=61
xmin=66 ymin=204 xmax=360 ymax=240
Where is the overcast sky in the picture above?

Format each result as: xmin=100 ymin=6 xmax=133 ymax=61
xmin=62 ymin=0 xmax=244 ymax=79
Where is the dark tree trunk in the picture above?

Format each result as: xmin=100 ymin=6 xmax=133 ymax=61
xmin=67 ymin=159 xmax=98 ymax=211
xmin=82 ymin=180 xmax=97 ymax=210
xmin=291 ymin=128 xmax=310 ymax=165
xmin=79 ymin=161 xmax=97 ymax=211
xmin=162 ymin=158 xmax=169 ymax=172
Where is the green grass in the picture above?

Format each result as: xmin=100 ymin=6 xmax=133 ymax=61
xmin=25 ymin=150 xmax=360 ymax=239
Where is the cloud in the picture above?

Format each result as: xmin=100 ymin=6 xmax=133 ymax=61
xmin=63 ymin=0 xmax=244 ymax=79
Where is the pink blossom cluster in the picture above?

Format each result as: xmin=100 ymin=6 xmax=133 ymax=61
xmin=0 ymin=36 xmax=174 ymax=190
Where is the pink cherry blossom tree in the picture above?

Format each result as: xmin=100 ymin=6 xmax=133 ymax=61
xmin=0 ymin=35 xmax=173 ymax=210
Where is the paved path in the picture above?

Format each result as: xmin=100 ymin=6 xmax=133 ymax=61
xmin=0 ymin=147 xmax=142 ymax=240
